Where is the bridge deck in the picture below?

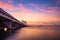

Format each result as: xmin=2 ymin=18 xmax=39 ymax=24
xmin=0 ymin=8 xmax=24 ymax=24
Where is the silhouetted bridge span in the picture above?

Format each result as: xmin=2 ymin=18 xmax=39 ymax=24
xmin=0 ymin=8 xmax=26 ymax=31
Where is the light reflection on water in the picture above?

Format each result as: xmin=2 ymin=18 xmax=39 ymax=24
xmin=6 ymin=27 xmax=60 ymax=40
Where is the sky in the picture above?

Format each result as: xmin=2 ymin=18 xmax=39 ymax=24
xmin=0 ymin=0 xmax=60 ymax=24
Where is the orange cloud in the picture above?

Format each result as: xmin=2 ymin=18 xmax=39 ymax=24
xmin=0 ymin=2 xmax=15 ymax=10
xmin=9 ymin=11 xmax=60 ymax=23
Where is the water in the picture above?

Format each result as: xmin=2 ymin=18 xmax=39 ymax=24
xmin=5 ymin=27 xmax=60 ymax=40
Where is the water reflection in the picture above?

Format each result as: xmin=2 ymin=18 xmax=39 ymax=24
xmin=6 ymin=27 xmax=60 ymax=40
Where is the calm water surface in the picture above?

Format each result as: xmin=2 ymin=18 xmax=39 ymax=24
xmin=5 ymin=27 xmax=60 ymax=40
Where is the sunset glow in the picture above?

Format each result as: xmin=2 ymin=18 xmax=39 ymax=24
xmin=0 ymin=0 xmax=60 ymax=24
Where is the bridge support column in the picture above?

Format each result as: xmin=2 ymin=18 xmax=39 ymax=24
xmin=8 ymin=21 xmax=12 ymax=29
xmin=0 ymin=21 xmax=13 ymax=35
xmin=1 ymin=21 xmax=12 ymax=29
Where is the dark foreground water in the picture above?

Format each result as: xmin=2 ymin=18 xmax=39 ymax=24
xmin=4 ymin=27 xmax=60 ymax=40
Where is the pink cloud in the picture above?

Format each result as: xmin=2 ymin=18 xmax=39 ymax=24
xmin=18 ymin=4 xmax=31 ymax=12
xmin=7 ymin=0 xmax=13 ymax=4
xmin=47 ymin=7 xmax=60 ymax=13
xmin=0 ymin=2 xmax=32 ymax=12
xmin=0 ymin=2 xmax=15 ymax=10
xmin=37 ymin=7 xmax=60 ymax=17
xmin=30 ymin=4 xmax=60 ymax=15
xmin=30 ymin=3 xmax=38 ymax=7
xmin=0 ymin=0 xmax=13 ymax=4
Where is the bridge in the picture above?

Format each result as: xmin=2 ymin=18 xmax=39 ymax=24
xmin=0 ymin=8 xmax=26 ymax=31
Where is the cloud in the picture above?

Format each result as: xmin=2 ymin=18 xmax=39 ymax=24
xmin=7 ymin=0 xmax=13 ymax=4
xmin=0 ymin=2 xmax=32 ymax=12
xmin=0 ymin=2 xmax=15 ymax=10
xmin=0 ymin=2 xmax=30 ymax=11
xmin=56 ymin=0 xmax=60 ymax=4
xmin=30 ymin=3 xmax=60 ymax=17
xmin=0 ymin=0 xmax=14 ymax=4
xmin=8 ymin=9 xmax=60 ymax=23
xmin=6 ymin=3 xmax=60 ymax=23
xmin=0 ymin=2 xmax=59 ymax=23
xmin=18 ymin=4 xmax=32 ymax=12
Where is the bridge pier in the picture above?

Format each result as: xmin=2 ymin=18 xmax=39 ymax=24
xmin=1 ymin=21 xmax=12 ymax=29
xmin=9 ymin=21 xmax=12 ymax=29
